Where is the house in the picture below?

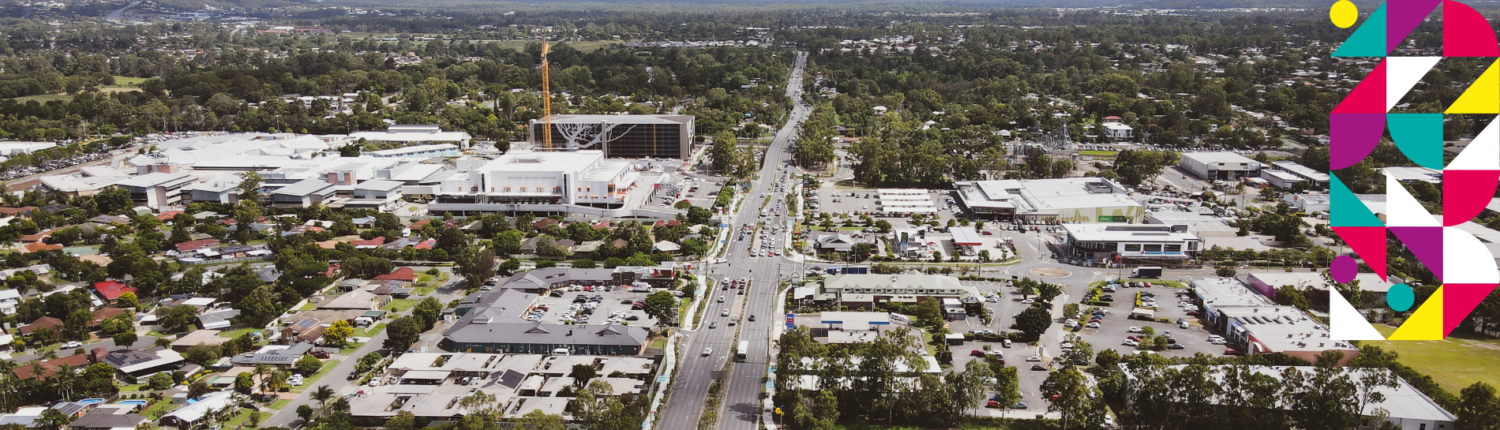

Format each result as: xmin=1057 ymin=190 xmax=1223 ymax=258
xmin=18 ymin=316 xmax=64 ymax=336
xmin=0 ymin=288 xmax=21 ymax=314
xmin=102 ymin=347 xmax=186 ymax=378
xmin=229 ymin=343 xmax=314 ymax=366
xmin=351 ymin=237 xmax=386 ymax=248
xmin=281 ymin=318 xmax=327 ymax=344
xmin=13 ymin=354 xmax=91 ymax=380
xmin=158 ymin=391 xmax=238 ymax=430
xmin=197 ymin=308 xmax=240 ymax=330
xmin=21 ymin=243 xmax=63 ymax=253
xmin=373 ymin=267 xmax=418 ymax=283
xmin=270 ymin=179 xmax=336 ymax=207
xmin=93 ymin=281 xmax=137 ymax=303
xmin=318 ymin=290 xmax=391 ymax=310
xmin=91 ymin=308 xmax=129 ymax=327
xmin=169 ymin=330 xmax=232 ymax=351
xmin=0 ymin=407 xmax=44 ymax=427
xmin=66 ymin=405 xmax=148 ymax=430
xmin=815 ymin=234 xmax=858 ymax=253
xmin=174 ymin=239 xmax=219 ymax=254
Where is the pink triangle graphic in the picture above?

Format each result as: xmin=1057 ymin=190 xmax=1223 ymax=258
xmin=1333 ymin=226 xmax=1389 ymax=281
xmin=1444 ymin=284 xmax=1496 ymax=336
xmin=1445 ymin=1 xmax=1500 ymax=57
xmin=1391 ymin=227 xmax=1444 ymax=281
xmin=1334 ymin=60 xmax=1386 ymax=113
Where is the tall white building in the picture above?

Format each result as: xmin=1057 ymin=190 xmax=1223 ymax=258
xmin=431 ymin=150 xmax=637 ymax=208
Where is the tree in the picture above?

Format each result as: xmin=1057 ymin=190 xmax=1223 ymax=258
xmin=188 ymin=380 xmax=212 ymax=400
xmin=112 ymin=330 xmax=138 ymax=348
xmin=915 ymin=297 xmax=943 ymax=327
xmin=117 ymin=292 xmax=138 ymax=309
xmin=569 ymin=364 xmax=598 ymax=384
xmin=295 ymin=354 xmax=323 ymax=376
xmin=234 ymin=373 xmax=254 ymax=394
xmin=1036 ymin=281 xmax=1062 ymax=303
xmin=322 ymin=320 xmax=354 ymax=348
xmin=457 ymin=249 xmax=497 ymax=288
xmin=237 ymin=172 xmax=263 ymax=202
xmin=95 ymin=186 xmax=132 ymax=215
xmin=1041 ymin=367 xmax=1105 ymax=429
xmin=313 ymin=385 xmax=337 ymax=410
xmin=1217 ymin=266 xmax=1238 ymax=277
xmin=642 ymin=291 xmax=677 ymax=326
xmin=1015 ymin=304 xmax=1052 ymax=340
xmin=383 ymin=317 xmax=422 ymax=351
xmin=515 ymin=410 xmax=566 ymax=430
xmin=573 ymin=380 xmax=632 ymax=430
xmin=414 ymin=297 xmax=443 ymax=330
xmin=988 ymin=362 xmax=1022 ymax=417
xmin=1458 ymin=381 xmax=1500 ymax=430
xmin=572 ymin=259 xmax=597 ymax=268
xmin=686 ymin=206 xmax=713 ymax=225
xmin=386 ymin=411 xmax=417 ymax=430
xmin=1282 ymin=366 xmax=1362 ymax=430
xmin=296 ymin=404 xmax=315 ymax=422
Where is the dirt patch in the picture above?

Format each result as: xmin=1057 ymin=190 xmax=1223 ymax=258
xmin=1030 ymin=267 xmax=1071 ymax=278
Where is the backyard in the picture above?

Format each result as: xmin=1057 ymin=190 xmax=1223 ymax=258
xmin=1365 ymin=324 xmax=1500 ymax=393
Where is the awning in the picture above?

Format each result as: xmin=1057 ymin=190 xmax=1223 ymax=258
xmin=402 ymin=370 xmax=451 ymax=380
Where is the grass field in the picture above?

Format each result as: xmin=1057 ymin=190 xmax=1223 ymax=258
xmin=383 ymin=299 xmax=417 ymax=312
xmin=354 ymin=323 xmax=387 ymax=338
xmin=1080 ymin=150 xmax=1119 ymax=157
xmin=224 ymin=410 xmax=268 ymax=428
xmin=113 ymin=76 xmax=149 ymax=86
xmin=218 ymin=328 xmax=260 ymax=339
xmin=1365 ymin=324 xmax=1500 ymax=393
xmin=9 ymin=86 xmax=142 ymax=103
xmin=141 ymin=399 xmax=177 ymax=419
xmin=269 ymin=399 xmax=291 ymax=410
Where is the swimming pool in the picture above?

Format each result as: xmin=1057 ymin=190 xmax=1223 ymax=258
xmin=77 ymin=399 xmax=104 ymax=405
xmin=116 ymin=400 xmax=147 ymax=406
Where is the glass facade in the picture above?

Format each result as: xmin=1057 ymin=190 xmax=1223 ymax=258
xmin=533 ymin=121 xmax=686 ymax=159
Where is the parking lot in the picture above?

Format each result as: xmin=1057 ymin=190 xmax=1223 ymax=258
xmin=1062 ymin=281 xmax=1223 ymax=360
xmin=527 ymin=285 xmax=662 ymax=327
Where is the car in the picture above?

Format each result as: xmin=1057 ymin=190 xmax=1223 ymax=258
xmin=971 ymin=349 xmax=988 ymax=357
xmin=1014 ymin=401 xmax=1029 ymax=409
xmin=748 ymin=315 xmax=756 ymax=321
xmin=722 ymin=309 xmax=730 ymax=317
xmin=310 ymin=350 xmax=332 ymax=359
xmin=1127 ymin=335 xmax=1141 ymax=342
xmin=718 ymin=296 xmax=725 ymax=303
xmin=1186 ymin=310 xmax=1200 ymax=316
xmin=1026 ymin=355 xmax=1042 ymax=362
xmin=728 ymin=320 xmax=737 ymax=326
xmin=1031 ymin=364 xmax=1048 ymax=371
xmin=703 ymin=348 xmax=712 ymax=356
xmin=626 ymin=315 xmax=641 ymax=321
xmin=63 ymin=341 xmax=82 ymax=349
xmin=1224 ymin=348 xmax=1242 ymax=356
xmin=1020 ymin=299 xmax=1035 ymax=305
xmin=1085 ymin=322 xmax=1101 ymax=329
xmin=1123 ymin=339 xmax=1139 ymax=347
xmin=710 ymin=322 xmax=717 ymax=329
xmin=1002 ymin=339 xmax=1012 ymax=348
xmin=1099 ymin=296 xmax=1114 ymax=302
xmin=1168 ymin=344 xmax=1186 ymax=350
xmin=346 ymin=371 xmax=361 ymax=381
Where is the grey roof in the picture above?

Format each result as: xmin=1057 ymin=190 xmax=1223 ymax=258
xmin=198 ymin=309 xmax=240 ymax=327
xmin=257 ymin=267 xmax=282 ymax=282
xmin=445 ymin=288 xmax=648 ymax=347
xmin=67 ymin=409 xmax=147 ymax=429
xmin=51 ymin=402 xmax=86 ymax=416
xmin=353 ymin=180 xmax=403 ymax=191
xmin=498 ymin=267 xmax=615 ymax=290
xmin=272 ymin=179 xmax=335 ymax=197
xmin=230 ymin=342 xmax=314 ymax=365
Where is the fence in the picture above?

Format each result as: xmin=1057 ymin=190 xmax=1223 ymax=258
xmin=179 ymin=256 xmax=273 ymax=265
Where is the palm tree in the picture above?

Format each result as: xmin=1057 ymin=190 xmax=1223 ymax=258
xmin=253 ymin=364 xmax=271 ymax=395
xmin=312 ymin=385 xmax=335 ymax=410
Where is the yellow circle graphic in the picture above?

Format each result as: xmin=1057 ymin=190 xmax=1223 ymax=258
xmin=1331 ymin=0 xmax=1359 ymax=28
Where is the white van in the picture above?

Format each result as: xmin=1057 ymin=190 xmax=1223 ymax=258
xmin=552 ymin=348 xmax=570 ymax=356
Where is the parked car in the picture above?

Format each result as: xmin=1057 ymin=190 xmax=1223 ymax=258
xmin=1031 ymin=364 xmax=1047 ymax=371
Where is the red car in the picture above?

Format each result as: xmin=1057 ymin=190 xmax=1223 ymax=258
xmin=971 ymin=349 xmax=988 ymax=357
xmin=310 ymin=350 xmax=331 ymax=359
xmin=1224 ymin=348 xmax=1242 ymax=356
xmin=982 ymin=230 xmax=994 ymax=236
xmin=1186 ymin=310 xmax=1200 ymax=316
xmin=1127 ymin=336 xmax=1141 ymax=342
xmin=1143 ymin=282 xmax=1152 ymax=288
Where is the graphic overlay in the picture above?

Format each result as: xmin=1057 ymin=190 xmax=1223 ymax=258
xmin=1328 ymin=0 xmax=1500 ymax=340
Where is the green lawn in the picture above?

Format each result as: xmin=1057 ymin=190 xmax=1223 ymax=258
xmin=291 ymin=360 xmax=341 ymax=393
xmin=1080 ymin=150 xmax=1119 ymax=157
xmin=217 ymin=328 xmax=261 ymax=339
xmin=383 ymin=299 xmax=417 ymax=312
xmin=113 ymin=76 xmax=149 ymax=86
xmin=268 ymin=399 xmax=291 ymax=410
xmin=1365 ymin=324 xmax=1500 ymax=393
xmin=141 ymin=399 xmax=176 ymax=419
xmin=354 ymin=323 xmax=387 ymax=337
xmin=224 ymin=410 xmax=268 ymax=428
xmin=650 ymin=338 xmax=667 ymax=349
xmin=120 ymin=383 xmax=148 ymax=392
xmin=298 ymin=302 xmax=317 ymax=310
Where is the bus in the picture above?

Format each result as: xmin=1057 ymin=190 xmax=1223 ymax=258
xmin=736 ymin=341 xmax=750 ymax=362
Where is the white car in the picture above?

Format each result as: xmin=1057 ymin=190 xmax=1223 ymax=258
xmin=1020 ymin=299 xmax=1035 ymax=305
xmin=1085 ymin=322 xmax=1101 ymax=329
xmin=1122 ymin=340 xmax=1140 ymax=347
xmin=1026 ymin=356 xmax=1042 ymax=362
xmin=1127 ymin=326 xmax=1144 ymax=333
xmin=63 ymin=341 xmax=82 ymax=349
xmin=722 ymin=309 xmax=730 ymax=317
xmin=703 ymin=348 xmax=712 ymax=356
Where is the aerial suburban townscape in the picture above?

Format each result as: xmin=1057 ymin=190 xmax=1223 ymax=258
xmin=0 ymin=1 xmax=1491 ymax=430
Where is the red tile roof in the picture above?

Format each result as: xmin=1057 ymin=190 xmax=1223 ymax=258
xmin=157 ymin=211 xmax=184 ymax=221
xmin=94 ymin=281 xmax=137 ymax=301
xmin=14 ymin=354 xmax=90 ymax=380
xmin=0 ymin=206 xmax=37 ymax=216
xmin=408 ymin=219 xmax=431 ymax=230
xmin=373 ymin=267 xmax=417 ymax=282
xmin=18 ymin=230 xmax=53 ymax=243
xmin=18 ymin=316 xmax=63 ymax=335
xmin=175 ymin=238 xmax=220 ymax=252
xmin=533 ymin=218 xmax=558 ymax=229
xmin=413 ymin=239 xmax=436 ymax=250
xmin=351 ymin=237 xmax=386 ymax=247
xmin=21 ymin=243 xmax=62 ymax=253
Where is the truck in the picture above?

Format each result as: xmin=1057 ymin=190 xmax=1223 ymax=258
xmin=1131 ymin=266 xmax=1163 ymax=278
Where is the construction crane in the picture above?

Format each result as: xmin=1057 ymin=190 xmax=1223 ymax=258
xmin=540 ymin=40 xmax=552 ymax=150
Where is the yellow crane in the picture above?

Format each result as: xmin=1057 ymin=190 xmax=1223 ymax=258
xmin=540 ymin=40 xmax=552 ymax=150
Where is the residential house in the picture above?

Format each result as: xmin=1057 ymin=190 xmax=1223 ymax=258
xmin=197 ymin=308 xmax=239 ymax=330
xmin=815 ymin=234 xmax=858 ymax=253
xmin=13 ymin=354 xmax=91 ymax=380
xmin=158 ymin=391 xmax=238 ymax=430
xmin=174 ymin=239 xmax=219 ymax=254
xmin=93 ymin=281 xmax=137 ymax=304
xmin=18 ymin=316 xmax=64 ymax=337
xmin=373 ymin=267 xmax=418 ymax=283
xmin=228 ymin=343 xmax=314 ymax=366
xmin=280 ymin=318 xmax=327 ymax=344
xmin=102 ymin=347 xmax=186 ymax=378
xmin=66 ymin=405 xmax=148 ymax=430
xmin=317 ymin=290 xmax=390 ymax=310
xmin=169 ymin=330 xmax=232 ymax=351
xmin=0 ymin=288 xmax=20 ymax=314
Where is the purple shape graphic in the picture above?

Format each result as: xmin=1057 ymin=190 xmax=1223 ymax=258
xmin=1332 ymin=113 xmax=1386 ymax=170
xmin=1332 ymin=255 xmax=1359 ymax=283
xmin=1388 ymin=0 xmax=1441 ymax=51
xmin=1391 ymin=226 xmax=1444 ymax=281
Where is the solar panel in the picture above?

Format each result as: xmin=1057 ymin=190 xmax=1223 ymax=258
xmin=498 ymin=370 xmax=525 ymax=389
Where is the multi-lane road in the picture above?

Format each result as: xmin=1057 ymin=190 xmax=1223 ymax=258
xmin=658 ymin=51 xmax=809 ymax=430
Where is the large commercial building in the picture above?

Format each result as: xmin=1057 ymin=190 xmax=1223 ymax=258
xmin=1245 ymin=271 xmax=1396 ymax=306
xmin=800 ymin=274 xmax=980 ymax=309
xmin=529 ymin=115 xmax=694 ymax=159
xmin=1263 ymin=161 xmax=1329 ymax=189
xmin=1179 ymin=152 xmax=1262 ymax=181
xmin=349 ymin=124 xmax=473 ymax=149
xmin=952 ymin=178 xmax=1144 ymax=222
xmin=441 ymin=289 xmax=651 ymax=355
xmin=1059 ymin=223 xmax=1201 ymax=264
xmin=428 ymin=150 xmax=638 ymax=208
